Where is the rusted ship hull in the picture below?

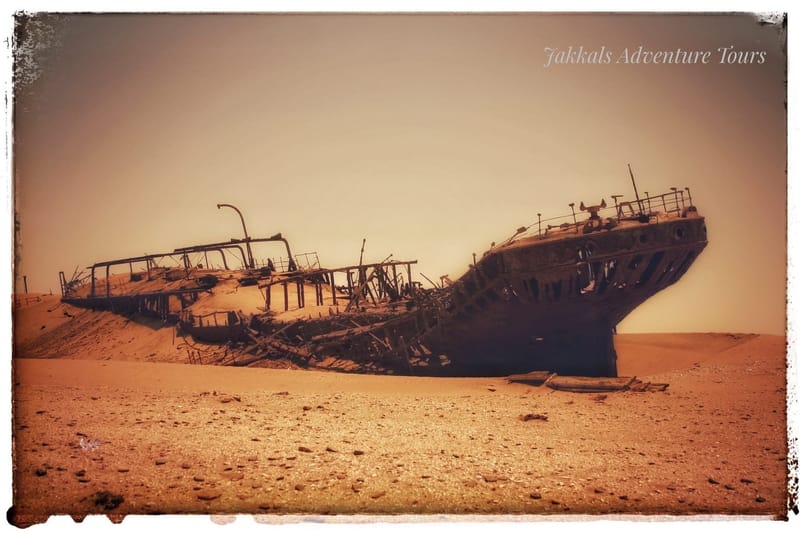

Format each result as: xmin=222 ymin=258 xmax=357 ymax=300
xmin=415 ymin=215 xmax=707 ymax=376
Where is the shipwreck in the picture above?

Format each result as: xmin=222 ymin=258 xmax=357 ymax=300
xmin=59 ymin=171 xmax=708 ymax=377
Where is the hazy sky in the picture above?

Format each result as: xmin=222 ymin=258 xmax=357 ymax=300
xmin=11 ymin=13 xmax=787 ymax=334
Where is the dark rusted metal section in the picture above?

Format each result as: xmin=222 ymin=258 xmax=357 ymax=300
xmin=62 ymin=288 xmax=206 ymax=322
xmin=257 ymin=259 xmax=418 ymax=312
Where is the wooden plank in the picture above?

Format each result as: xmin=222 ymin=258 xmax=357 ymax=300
xmin=546 ymin=375 xmax=637 ymax=393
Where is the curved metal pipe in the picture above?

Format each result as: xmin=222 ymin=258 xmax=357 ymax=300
xmin=217 ymin=203 xmax=255 ymax=269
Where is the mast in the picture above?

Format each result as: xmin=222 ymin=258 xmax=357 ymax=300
xmin=627 ymin=163 xmax=644 ymax=215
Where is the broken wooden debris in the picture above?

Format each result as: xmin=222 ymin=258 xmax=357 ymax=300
xmin=507 ymin=372 xmax=668 ymax=393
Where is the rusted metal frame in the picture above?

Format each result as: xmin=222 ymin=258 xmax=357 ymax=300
xmin=252 ymin=259 xmax=420 ymax=313
xmin=173 ymin=243 xmax=247 ymax=270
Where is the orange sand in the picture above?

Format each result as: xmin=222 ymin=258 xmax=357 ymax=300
xmin=9 ymin=296 xmax=791 ymax=524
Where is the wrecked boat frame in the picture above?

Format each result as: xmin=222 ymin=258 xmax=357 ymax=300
xmin=59 ymin=179 xmax=707 ymax=377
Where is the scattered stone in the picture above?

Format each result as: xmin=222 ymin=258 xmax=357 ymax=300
xmin=75 ymin=470 xmax=86 ymax=478
xmin=326 ymin=447 xmax=338 ymax=453
xmin=519 ymin=413 xmax=548 ymax=422
xmin=258 ymin=503 xmax=272 ymax=510
xmin=724 ymin=484 xmax=735 ymax=491
xmin=550 ymin=499 xmax=560 ymax=505
xmin=370 ymin=491 xmax=386 ymax=499
xmin=155 ymin=459 xmax=167 ymax=466
xmin=352 ymin=481 xmax=364 ymax=493
xmin=530 ymin=492 xmax=542 ymax=500
xmin=251 ymin=483 xmax=262 ymax=489
xmin=193 ymin=476 xmax=205 ymax=482
xmin=197 ymin=490 xmax=222 ymax=501
xmin=294 ymin=484 xmax=305 ymax=491
xmin=335 ymin=473 xmax=346 ymax=480
xmin=247 ymin=456 xmax=258 ymax=462
xmin=740 ymin=478 xmax=754 ymax=484
xmin=464 ymin=480 xmax=478 ymax=488
xmin=707 ymin=477 xmax=719 ymax=485
xmin=487 ymin=388 xmax=496 ymax=392
xmin=181 ymin=463 xmax=191 ymax=470
xmin=302 ymin=406 xmax=312 ymax=411
xmin=353 ymin=450 xmax=365 ymax=456
xmin=222 ymin=472 xmax=244 ymax=481
xmin=93 ymin=491 xmax=124 ymax=510
xmin=756 ymin=496 xmax=766 ymax=503
xmin=34 ymin=468 xmax=47 ymax=477
xmin=594 ymin=487 xmax=604 ymax=494
xmin=619 ymin=495 xmax=629 ymax=500
xmin=483 ymin=474 xmax=498 ymax=483
xmin=298 ymin=446 xmax=312 ymax=453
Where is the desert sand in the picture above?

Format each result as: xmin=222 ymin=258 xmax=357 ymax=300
xmin=9 ymin=294 xmax=791 ymax=525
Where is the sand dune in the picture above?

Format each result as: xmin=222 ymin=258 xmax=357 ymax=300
xmin=9 ymin=296 xmax=790 ymax=524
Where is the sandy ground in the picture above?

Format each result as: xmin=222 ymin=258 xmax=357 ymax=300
xmin=8 ymin=296 xmax=793 ymax=525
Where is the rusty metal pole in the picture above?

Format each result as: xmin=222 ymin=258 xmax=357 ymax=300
xmin=537 ymin=213 xmax=542 ymax=238
xmin=217 ymin=203 xmax=255 ymax=269
xmin=23 ymin=275 xmax=28 ymax=294
xmin=569 ymin=203 xmax=577 ymax=232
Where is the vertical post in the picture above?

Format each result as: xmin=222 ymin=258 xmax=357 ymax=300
xmin=537 ymin=213 xmax=542 ymax=238
xmin=569 ymin=203 xmax=578 ymax=232
xmin=685 ymin=187 xmax=693 ymax=206
xmin=296 ymin=279 xmax=302 ymax=308
xmin=91 ymin=267 xmax=96 ymax=297
xmin=644 ymin=192 xmax=651 ymax=213
xmin=23 ymin=275 xmax=28 ymax=294
xmin=283 ymin=281 xmax=289 ymax=311
xmin=265 ymin=283 xmax=272 ymax=310
xmin=627 ymin=163 xmax=643 ymax=215
xmin=105 ymin=265 xmax=111 ymax=297
xmin=330 ymin=272 xmax=337 ymax=305
xmin=407 ymin=264 xmax=413 ymax=295
xmin=670 ymin=187 xmax=680 ymax=213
